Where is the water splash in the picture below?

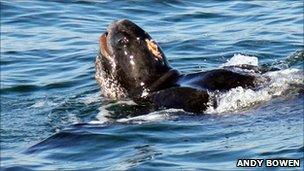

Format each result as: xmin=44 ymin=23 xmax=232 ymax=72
xmin=78 ymin=92 xmax=101 ymax=105
xmin=221 ymin=54 xmax=259 ymax=67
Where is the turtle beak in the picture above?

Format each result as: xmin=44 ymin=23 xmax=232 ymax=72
xmin=99 ymin=32 xmax=112 ymax=60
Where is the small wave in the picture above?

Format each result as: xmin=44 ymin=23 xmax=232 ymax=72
xmin=116 ymin=109 xmax=181 ymax=124
xmin=90 ymin=101 xmax=182 ymax=124
xmin=0 ymin=84 xmax=39 ymax=93
xmin=163 ymin=11 xmax=229 ymax=22
xmin=0 ymin=80 xmax=83 ymax=94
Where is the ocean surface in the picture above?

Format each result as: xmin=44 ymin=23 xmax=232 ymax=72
xmin=1 ymin=0 xmax=303 ymax=170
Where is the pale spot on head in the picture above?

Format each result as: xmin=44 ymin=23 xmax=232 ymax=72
xmin=130 ymin=60 xmax=135 ymax=65
xmin=140 ymin=82 xmax=145 ymax=86
xmin=145 ymin=39 xmax=163 ymax=61
xmin=130 ymin=55 xmax=135 ymax=65
xmin=123 ymin=37 xmax=129 ymax=42
xmin=141 ymin=89 xmax=149 ymax=97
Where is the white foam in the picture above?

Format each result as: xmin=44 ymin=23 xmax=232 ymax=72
xmin=116 ymin=109 xmax=181 ymax=124
xmin=206 ymin=68 xmax=303 ymax=114
xmin=67 ymin=112 xmax=81 ymax=124
xmin=89 ymin=105 xmax=114 ymax=124
xmin=221 ymin=54 xmax=259 ymax=67
xmin=79 ymin=92 xmax=101 ymax=105
xmin=30 ymin=100 xmax=57 ymax=108
xmin=205 ymin=87 xmax=271 ymax=114
xmin=90 ymin=101 xmax=181 ymax=124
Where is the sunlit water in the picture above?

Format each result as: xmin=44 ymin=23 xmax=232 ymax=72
xmin=1 ymin=1 xmax=303 ymax=170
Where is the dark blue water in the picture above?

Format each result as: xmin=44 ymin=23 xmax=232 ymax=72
xmin=1 ymin=0 xmax=303 ymax=170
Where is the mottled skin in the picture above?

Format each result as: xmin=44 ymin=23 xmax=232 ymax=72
xmin=95 ymin=19 xmax=259 ymax=113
